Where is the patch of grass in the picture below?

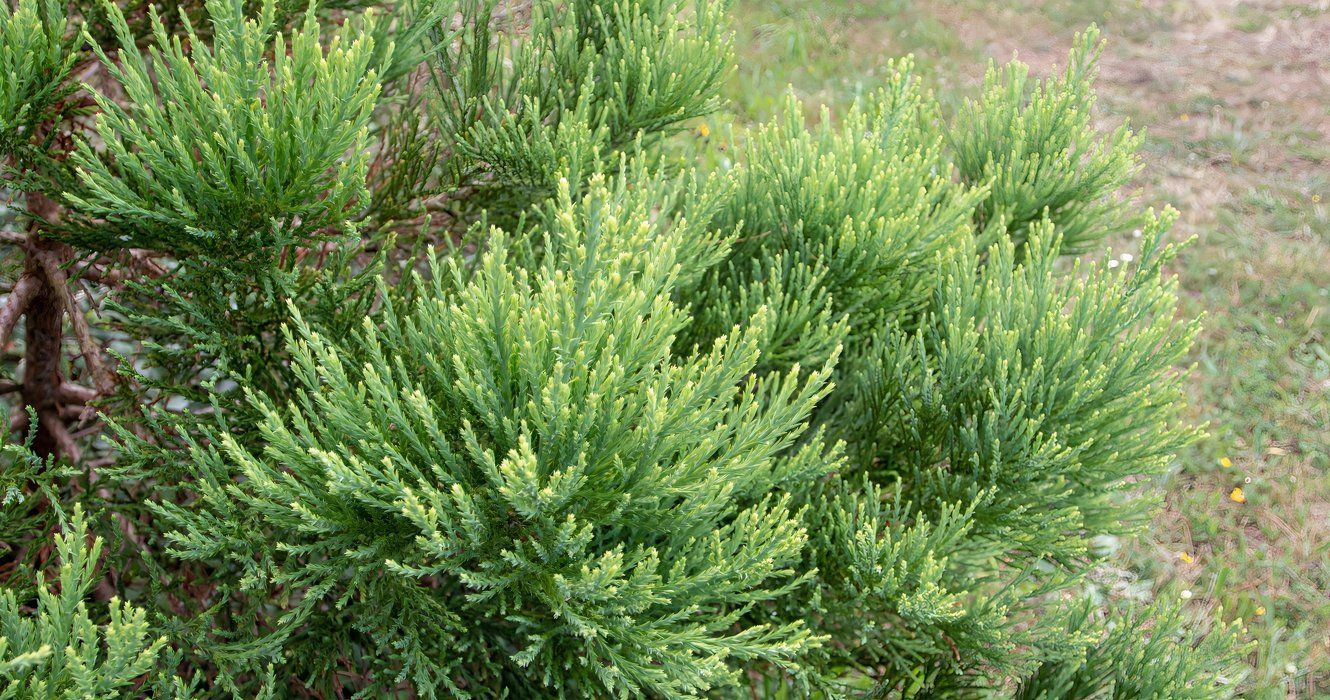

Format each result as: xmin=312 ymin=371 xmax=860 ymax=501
xmin=723 ymin=0 xmax=970 ymax=124
xmin=1233 ymin=174 xmax=1330 ymax=243
xmin=1170 ymin=257 xmax=1325 ymax=678
xmin=965 ymin=0 xmax=1168 ymax=41
xmin=1234 ymin=2 xmax=1330 ymax=33
xmin=1165 ymin=172 xmax=1330 ymax=694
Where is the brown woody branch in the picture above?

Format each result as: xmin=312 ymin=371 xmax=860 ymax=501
xmin=37 ymin=408 xmax=79 ymax=463
xmin=75 ymin=249 xmax=168 ymax=285
xmin=0 ymin=273 xmax=40 ymax=350
xmin=58 ymin=382 xmax=98 ymax=403
xmin=34 ymin=249 xmax=115 ymax=396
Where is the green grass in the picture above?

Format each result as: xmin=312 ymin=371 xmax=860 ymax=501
xmin=719 ymin=0 xmax=970 ymax=123
xmin=724 ymin=1 xmax=1330 ymax=696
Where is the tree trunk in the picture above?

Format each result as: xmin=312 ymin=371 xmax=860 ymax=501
xmin=17 ymin=192 xmax=73 ymax=460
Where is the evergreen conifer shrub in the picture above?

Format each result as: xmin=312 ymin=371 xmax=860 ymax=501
xmin=1 ymin=0 xmax=1250 ymax=696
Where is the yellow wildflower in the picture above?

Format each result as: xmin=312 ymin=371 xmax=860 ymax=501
xmin=1229 ymin=487 xmax=1247 ymax=503
xmin=1255 ymin=605 xmax=1267 ymax=616
xmin=1219 ymin=456 xmax=1232 ymax=468
xmin=697 ymin=123 xmax=711 ymax=138
xmin=1178 ymin=552 xmax=1195 ymax=564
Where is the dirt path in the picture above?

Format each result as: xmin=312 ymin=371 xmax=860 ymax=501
xmin=944 ymin=1 xmax=1329 ymax=233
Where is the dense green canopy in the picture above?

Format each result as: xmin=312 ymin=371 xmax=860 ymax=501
xmin=0 ymin=0 xmax=1246 ymax=696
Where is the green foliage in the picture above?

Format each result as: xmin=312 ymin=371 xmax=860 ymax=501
xmin=0 ymin=417 xmax=68 ymax=592
xmin=0 ymin=505 xmax=168 ymax=699
xmin=59 ymin=0 xmax=402 ymax=409
xmin=0 ymin=0 xmax=76 ymax=175
xmin=1 ymin=0 xmax=1251 ymax=695
xmin=792 ymin=212 xmax=1206 ymax=692
xmin=847 ymin=212 xmax=1200 ymax=567
xmin=434 ymin=0 xmax=731 ymax=221
xmin=66 ymin=0 xmax=381 ymax=263
xmin=1015 ymin=599 xmax=1249 ymax=700
xmin=792 ymin=477 xmax=1018 ymax=695
xmin=685 ymin=65 xmax=981 ymax=376
xmin=950 ymin=26 xmax=1142 ymax=253
xmin=149 ymin=175 xmax=841 ymax=697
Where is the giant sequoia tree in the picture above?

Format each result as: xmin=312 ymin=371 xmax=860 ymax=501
xmin=1 ymin=0 xmax=1247 ymax=696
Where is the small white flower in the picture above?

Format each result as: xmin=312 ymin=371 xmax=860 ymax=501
xmin=1180 ymin=589 xmax=1193 ymax=600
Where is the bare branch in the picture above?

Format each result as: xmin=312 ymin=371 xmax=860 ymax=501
xmin=60 ymin=402 xmax=99 ymax=424
xmin=69 ymin=420 xmax=105 ymax=440
xmin=0 ymin=274 xmax=41 ymax=350
xmin=74 ymin=249 xmax=168 ymax=285
xmin=35 ymin=250 xmax=116 ymax=396
xmin=59 ymin=382 xmax=99 ymax=403
xmin=39 ymin=410 xmax=80 ymax=464
xmin=127 ymin=248 xmax=168 ymax=278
